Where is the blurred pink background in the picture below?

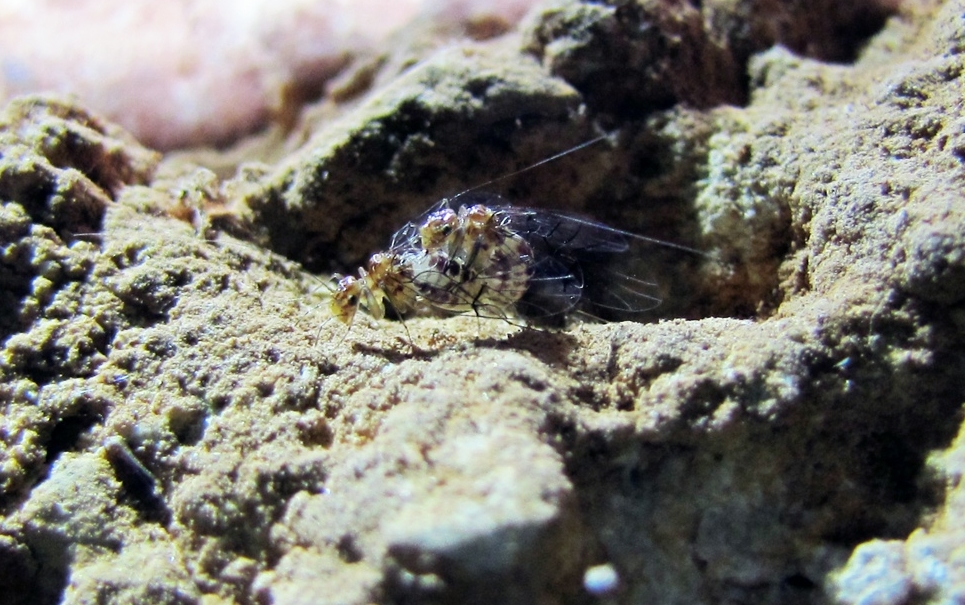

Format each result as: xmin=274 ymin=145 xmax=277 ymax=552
xmin=0 ymin=0 xmax=536 ymax=149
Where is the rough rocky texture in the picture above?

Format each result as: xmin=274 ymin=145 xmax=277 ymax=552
xmin=2 ymin=1 xmax=965 ymax=604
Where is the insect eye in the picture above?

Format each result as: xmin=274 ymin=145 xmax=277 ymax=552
xmin=445 ymin=260 xmax=462 ymax=276
xmin=348 ymin=295 xmax=358 ymax=305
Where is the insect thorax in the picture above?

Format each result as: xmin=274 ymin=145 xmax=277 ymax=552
xmin=407 ymin=209 xmax=534 ymax=316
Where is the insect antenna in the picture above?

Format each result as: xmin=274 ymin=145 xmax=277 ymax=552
xmin=446 ymin=131 xmax=616 ymax=205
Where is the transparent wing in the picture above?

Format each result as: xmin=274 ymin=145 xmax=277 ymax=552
xmin=499 ymin=206 xmax=631 ymax=255
xmin=499 ymin=205 xmax=708 ymax=257
xmin=514 ymin=255 xmax=583 ymax=319
xmin=578 ymin=263 xmax=663 ymax=314
xmin=495 ymin=206 xmax=684 ymax=318
xmin=388 ymin=221 xmax=422 ymax=253
xmin=388 ymin=197 xmax=454 ymax=252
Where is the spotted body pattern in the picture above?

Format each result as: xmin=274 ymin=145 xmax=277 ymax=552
xmin=329 ymin=190 xmax=687 ymax=327
xmin=411 ymin=204 xmax=535 ymax=316
xmin=329 ymin=252 xmax=419 ymax=325
xmin=328 ymin=134 xmax=707 ymax=328
xmin=330 ymin=201 xmax=537 ymax=325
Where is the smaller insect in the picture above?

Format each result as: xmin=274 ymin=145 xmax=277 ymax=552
xmin=329 ymin=252 xmax=419 ymax=325
xmin=329 ymin=134 xmax=707 ymax=330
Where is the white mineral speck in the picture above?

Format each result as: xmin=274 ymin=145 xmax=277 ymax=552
xmin=583 ymin=563 xmax=619 ymax=596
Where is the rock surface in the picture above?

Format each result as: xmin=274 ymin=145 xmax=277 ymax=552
xmin=2 ymin=1 xmax=964 ymax=604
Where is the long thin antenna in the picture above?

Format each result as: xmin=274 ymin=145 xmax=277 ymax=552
xmin=450 ymin=132 xmax=615 ymax=201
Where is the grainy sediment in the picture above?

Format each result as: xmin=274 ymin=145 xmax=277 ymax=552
xmin=1 ymin=1 xmax=964 ymax=604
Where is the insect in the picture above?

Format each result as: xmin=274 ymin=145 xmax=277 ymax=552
xmin=329 ymin=134 xmax=708 ymax=329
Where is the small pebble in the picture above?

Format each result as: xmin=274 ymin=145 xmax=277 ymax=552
xmin=583 ymin=563 xmax=619 ymax=596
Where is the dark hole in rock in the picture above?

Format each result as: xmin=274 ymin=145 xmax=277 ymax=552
xmin=336 ymin=534 xmax=363 ymax=564
xmin=782 ymin=573 xmax=817 ymax=590
xmin=44 ymin=412 xmax=100 ymax=463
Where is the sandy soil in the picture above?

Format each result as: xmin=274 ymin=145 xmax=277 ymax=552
xmin=1 ymin=1 xmax=964 ymax=604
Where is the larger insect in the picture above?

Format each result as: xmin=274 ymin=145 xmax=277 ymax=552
xmin=329 ymin=134 xmax=706 ymax=328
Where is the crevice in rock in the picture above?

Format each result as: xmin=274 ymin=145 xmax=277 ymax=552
xmin=43 ymin=412 xmax=102 ymax=464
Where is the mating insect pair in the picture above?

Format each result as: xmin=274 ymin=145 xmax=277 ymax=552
xmin=329 ymin=134 xmax=708 ymax=331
